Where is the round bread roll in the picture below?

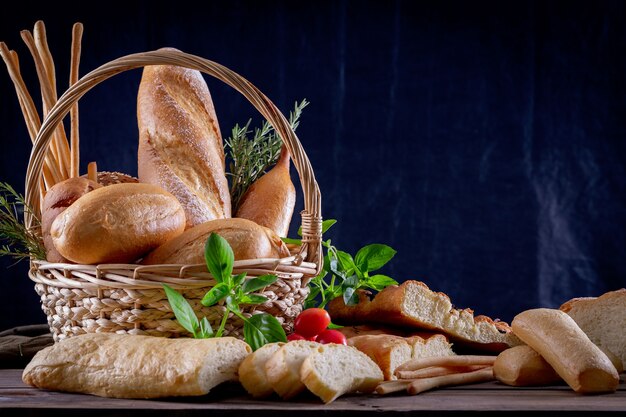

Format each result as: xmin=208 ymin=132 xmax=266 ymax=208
xmin=141 ymin=217 xmax=290 ymax=265
xmin=41 ymin=177 xmax=102 ymax=263
xmin=51 ymin=183 xmax=186 ymax=264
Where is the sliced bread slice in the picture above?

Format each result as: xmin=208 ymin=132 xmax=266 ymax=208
xmin=347 ymin=335 xmax=411 ymax=380
xmin=407 ymin=333 xmax=455 ymax=360
xmin=264 ymin=340 xmax=320 ymax=399
xmin=559 ymin=288 xmax=626 ymax=369
xmin=238 ymin=342 xmax=284 ymax=398
xmin=300 ymin=344 xmax=384 ymax=403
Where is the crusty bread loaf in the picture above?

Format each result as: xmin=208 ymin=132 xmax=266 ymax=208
xmin=235 ymin=146 xmax=296 ymax=237
xmin=51 ymin=183 xmax=186 ymax=264
xmin=238 ymin=342 xmax=284 ymax=398
xmin=512 ymin=308 xmax=619 ymax=393
xmin=142 ymin=217 xmax=290 ymax=265
xmin=328 ymin=281 xmax=520 ymax=352
xmin=22 ymin=333 xmax=251 ymax=398
xmin=264 ymin=340 xmax=320 ymax=399
xmin=41 ymin=177 xmax=102 ymax=263
xmin=493 ymin=345 xmax=562 ymax=387
xmin=300 ymin=344 xmax=384 ymax=403
xmin=137 ymin=56 xmax=230 ymax=228
xmin=559 ymin=288 xmax=626 ymax=370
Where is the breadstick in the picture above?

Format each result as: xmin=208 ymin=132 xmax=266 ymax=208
xmin=69 ymin=22 xmax=83 ymax=178
xmin=375 ymin=380 xmax=413 ymax=395
xmin=396 ymin=364 xmax=489 ymax=380
xmin=87 ymin=162 xmax=98 ymax=183
xmin=407 ymin=367 xmax=494 ymax=395
xmin=395 ymin=355 xmax=496 ymax=374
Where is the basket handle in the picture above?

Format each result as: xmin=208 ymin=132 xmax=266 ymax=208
xmin=25 ymin=49 xmax=322 ymax=266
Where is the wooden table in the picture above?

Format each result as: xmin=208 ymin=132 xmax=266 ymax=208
xmin=0 ymin=369 xmax=624 ymax=416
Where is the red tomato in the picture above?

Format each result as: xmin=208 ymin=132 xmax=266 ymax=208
xmin=287 ymin=333 xmax=306 ymax=341
xmin=316 ymin=329 xmax=347 ymax=345
xmin=294 ymin=308 xmax=331 ymax=338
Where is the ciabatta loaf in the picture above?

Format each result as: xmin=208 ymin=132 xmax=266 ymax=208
xmin=559 ymin=288 xmax=626 ymax=370
xmin=328 ymin=281 xmax=519 ymax=352
xmin=264 ymin=340 xmax=320 ymax=399
xmin=22 ymin=333 xmax=251 ymax=398
xmin=238 ymin=342 xmax=284 ymax=398
xmin=137 ymin=55 xmax=230 ymax=228
xmin=300 ymin=344 xmax=383 ymax=403
xmin=493 ymin=345 xmax=562 ymax=387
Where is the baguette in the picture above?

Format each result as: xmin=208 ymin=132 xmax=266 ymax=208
xmin=328 ymin=281 xmax=520 ymax=352
xmin=41 ymin=177 xmax=101 ymax=262
xmin=142 ymin=217 xmax=289 ymax=264
xmin=51 ymin=183 xmax=186 ymax=264
xmin=493 ymin=345 xmax=562 ymax=387
xmin=22 ymin=333 xmax=251 ymax=398
xmin=511 ymin=308 xmax=619 ymax=393
xmin=235 ymin=146 xmax=296 ymax=237
xmin=238 ymin=342 xmax=284 ymax=398
xmin=137 ymin=55 xmax=230 ymax=228
xmin=560 ymin=288 xmax=626 ymax=370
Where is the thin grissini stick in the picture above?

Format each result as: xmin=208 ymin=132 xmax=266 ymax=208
xmin=21 ymin=28 xmax=69 ymax=180
xmin=376 ymin=380 xmax=414 ymax=395
xmin=395 ymin=355 xmax=496 ymax=375
xmin=34 ymin=21 xmax=71 ymax=177
xmin=69 ymin=23 xmax=83 ymax=178
xmin=396 ymin=364 xmax=490 ymax=380
xmin=407 ymin=367 xmax=494 ymax=395
xmin=87 ymin=161 xmax=98 ymax=183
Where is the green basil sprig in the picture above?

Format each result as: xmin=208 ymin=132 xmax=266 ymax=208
xmin=163 ymin=233 xmax=287 ymax=351
xmin=283 ymin=219 xmax=398 ymax=308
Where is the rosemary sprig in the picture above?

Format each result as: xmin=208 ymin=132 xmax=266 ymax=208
xmin=0 ymin=182 xmax=46 ymax=261
xmin=225 ymin=99 xmax=309 ymax=212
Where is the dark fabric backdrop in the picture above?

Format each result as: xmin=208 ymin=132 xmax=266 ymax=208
xmin=1 ymin=0 xmax=625 ymax=331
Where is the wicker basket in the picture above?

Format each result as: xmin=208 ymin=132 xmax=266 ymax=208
xmin=23 ymin=49 xmax=323 ymax=342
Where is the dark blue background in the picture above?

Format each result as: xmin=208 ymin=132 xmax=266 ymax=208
xmin=1 ymin=0 xmax=625 ymax=331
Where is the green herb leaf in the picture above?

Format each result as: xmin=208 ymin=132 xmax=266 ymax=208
xmin=233 ymin=272 xmax=247 ymax=287
xmin=201 ymin=282 xmax=230 ymax=307
xmin=281 ymin=237 xmax=302 ymax=245
xmin=366 ymin=274 xmax=399 ymax=291
xmin=327 ymin=322 xmax=344 ymax=329
xmin=354 ymin=244 xmax=397 ymax=273
xmin=241 ymin=294 xmax=269 ymax=305
xmin=205 ymin=233 xmax=234 ymax=284
xmin=163 ymin=284 xmax=200 ymax=337
xmin=304 ymin=286 xmax=321 ymax=309
xmin=297 ymin=218 xmax=337 ymax=238
xmin=336 ymin=250 xmax=356 ymax=276
xmin=198 ymin=317 xmax=214 ymax=338
xmin=226 ymin=295 xmax=241 ymax=314
xmin=243 ymin=313 xmax=287 ymax=351
xmin=243 ymin=274 xmax=278 ymax=294
xmin=342 ymin=287 xmax=359 ymax=306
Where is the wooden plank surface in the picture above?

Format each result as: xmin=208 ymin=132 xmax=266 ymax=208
xmin=1 ymin=369 xmax=624 ymax=416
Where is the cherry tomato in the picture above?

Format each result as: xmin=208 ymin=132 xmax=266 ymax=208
xmin=294 ymin=308 xmax=331 ymax=338
xmin=287 ymin=333 xmax=306 ymax=341
xmin=316 ymin=329 xmax=347 ymax=345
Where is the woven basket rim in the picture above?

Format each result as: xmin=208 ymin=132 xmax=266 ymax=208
xmin=24 ymin=48 xmax=323 ymax=284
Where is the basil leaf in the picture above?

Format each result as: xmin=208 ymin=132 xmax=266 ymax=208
xmin=243 ymin=274 xmax=277 ymax=294
xmin=226 ymin=295 xmax=241 ymax=314
xmin=243 ymin=313 xmax=287 ymax=351
xmin=366 ymin=274 xmax=398 ymax=291
xmin=342 ymin=275 xmax=359 ymax=289
xmin=336 ymin=250 xmax=356 ymax=276
xmin=304 ymin=286 xmax=321 ymax=309
xmin=233 ymin=272 xmax=247 ymax=287
xmin=297 ymin=218 xmax=337 ymax=238
xmin=281 ymin=237 xmax=302 ymax=245
xmin=201 ymin=283 xmax=230 ymax=307
xmin=199 ymin=316 xmax=214 ymax=338
xmin=163 ymin=284 xmax=200 ymax=337
xmin=241 ymin=294 xmax=269 ymax=305
xmin=204 ymin=233 xmax=234 ymax=284
xmin=354 ymin=244 xmax=397 ymax=273
xmin=327 ymin=322 xmax=344 ymax=329
xmin=343 ymin=286 xmax=359 ymax=306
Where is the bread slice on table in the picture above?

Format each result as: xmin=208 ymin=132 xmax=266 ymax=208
xmin=300 ymin=344 xmax=384 ymax=404
xmin=406 ymin=332 xmax=455 ymax=360
xmin=560 ymin=288 xmax=626 ymax=370
xmin=22 ymin=333 xmax=251 ymax=398
xmin=238 ymin=342 xmax=284 ymax=398
xmin=328 ymin=280 xmax=520 ymax=352
xmin=264 ymin=340 xmax=321 ymax=399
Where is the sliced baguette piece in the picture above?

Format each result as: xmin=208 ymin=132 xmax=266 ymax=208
xmin=347 ymin=335 xmax=411 ymax=380
xmin=407 ymin=333 xmax=455 ymax=360
xmin=238 ymin=342 xmax=284 ymax=398
xmin=265 ymin=340 xmax=320 ymax=399
xmin=300 ymin=344 xmax=384 ymax=404
xmin=22 ymin=333 xmax=251 ymax=398
xmin=559 ymin=288 xmax=626 ymax=370
xmin=328 ymin=281 xmax=520 ymax=352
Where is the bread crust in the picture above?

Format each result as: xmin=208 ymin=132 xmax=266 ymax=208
xmin=238 ymin=342 xmax=284 ymax=398
xmin=512 ymin=308 xmax=619 ymax=393
xmin=137 ymin=57 xmax=230 ymax=228
xmin=493 ymin=345 xmax=562 ymax=387
xmin=22 ymin=333 xmax=251 ymax=398
xmin=51 ymin=183 xmax=185 ymax=264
